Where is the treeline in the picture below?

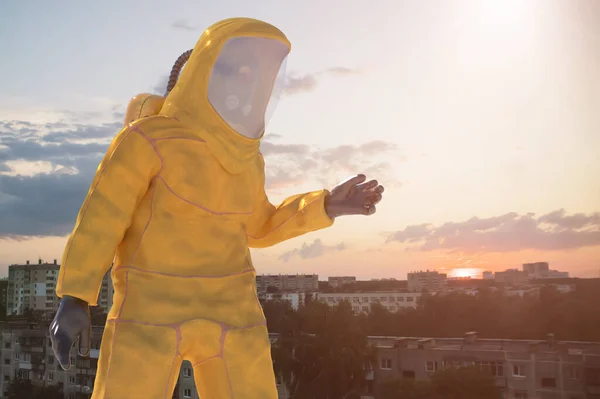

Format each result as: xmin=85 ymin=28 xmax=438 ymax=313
xmin=264 ymin=297 xmax=505 ymax=398
xmin=265 ymin=280 xmax=600 ymax=343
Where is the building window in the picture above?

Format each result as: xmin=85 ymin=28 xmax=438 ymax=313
xmin=513 ymin=365 xmax=525 ymax=377
xmin=3 ymin=359 xmax=9 ymax=365
xmin=361 ymin=297 xmax=369 ymax=303
xmin=48 ymin=373 xmax=54 ymax=381
xmin=426 ymin=361 xmax=438 ymax=372
xmin=362 ymin=306 xmax=369 ymax=312
xmin=183 ymin=388 xmax=192 ymax=398
xmin=567 ymin=366 xmax=580 ymax=380
xmin=541 ymin=377 xmax=556 ymax=388
xmin=183 ymin=368 xmax=192 ymax=377
xmin=69 ymin=375 xmax=76 ymax=384
xmin=4 ymin=343 xmax=10 ymax=349
xmin=380 ymin=358 xmax=392 ymax=370
xmin=474 ymin=361 xmax=504 ymax=377
xmin=48 ymin=356 xmax=54 ymax=364
xmin=398 ymin=297 xmax=404 ymax=302
xmin=514 ymin=392 xmax=528 ymax=399
xmin=407 ymin=297 xmax=414 ymax=302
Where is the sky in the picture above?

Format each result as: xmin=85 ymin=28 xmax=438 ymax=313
xmin=0 ymin=0 xmax=599 ymax=280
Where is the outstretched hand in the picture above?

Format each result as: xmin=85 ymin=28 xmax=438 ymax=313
xmin=325 ymin=174 xmax=384 ymax=219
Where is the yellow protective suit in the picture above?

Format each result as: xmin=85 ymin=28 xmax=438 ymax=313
xmin=56 ymin=18 xmax=334 ymax=399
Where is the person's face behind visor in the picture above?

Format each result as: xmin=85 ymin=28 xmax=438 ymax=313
xmin=207 ymin=36 xmax=289 ymax=139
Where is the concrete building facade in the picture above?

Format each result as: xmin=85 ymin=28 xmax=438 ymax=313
xmin=407 ymin=271 xmax=448 ymax=293
xmin=3 ymin=322 xmax=599 ymax=399
xmin=0 ymin=322 xmax=290 ymax=399
xmin=523 ymin=262 xmax=550 ymax=276
xmin=317 ymin=292 xmax=422 ymax=313
xmin=258 ymin=292 xmax=313 ymax=310
xmin=6 ymin=260 xmax=114 ymax=317
xmin=328 ymin=276 xmax=357 ymax=288
xmin=494 ymin=269 xmax=529 ymax=284
xmin=523 ymin=262 xmax=570 ymax=279
xmin=255 ymin=274 xmax=319 ymax=293
xmin=372 ymin=332 xmax=600 ymax=399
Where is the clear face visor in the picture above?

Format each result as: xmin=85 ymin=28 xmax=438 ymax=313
xmin=207 ymin=37 xmax=289 ymax=139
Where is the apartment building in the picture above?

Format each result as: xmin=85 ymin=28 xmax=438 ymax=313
xmin=523 ymin=262 xmax=550 ymax=276
xmin=0 ymin=279 xmax=7 ymax=318
xmin=523 ymin=262 xmax=570 ymax=279
xmin=256 ymin=274 xmax=319 ymax=293
xmin=3 ymin=320 xmax=599 ymax=399
xmin=494 ymin=269 xmax=529 ymax=284
xmin=0 ymin=322 xmax=290 ymax=399
xmin=317 ymin=292 xmax=422 ymax=313
xmin=258 ymin=292 xmax=310 ymax=310
xmin=407 ymin=270 xmax=448 ymax=293
xmin=6 ymin=260 xmax=114 ymax=317
xmin=372 ymin=332 xmax=600 ymax=399
xmin=328 ymin=276 xmax=357 ymax=288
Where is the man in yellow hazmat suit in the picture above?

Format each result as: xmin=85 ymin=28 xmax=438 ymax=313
xmin=49 ymin=17 xmax=384 ymax=399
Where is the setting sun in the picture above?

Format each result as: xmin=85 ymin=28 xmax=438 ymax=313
xmin=448 ymin=268 xmax=483 ymax=279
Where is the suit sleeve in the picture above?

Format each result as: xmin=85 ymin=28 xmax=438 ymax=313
xmin=246 ymin=155 xmax=334 ymax=249
xmin=56 ymin=125 xmax=162 ymax=305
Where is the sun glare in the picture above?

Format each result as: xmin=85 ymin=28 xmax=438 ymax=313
xmin=478 ymin=0 xmax=531 ymax=26
xmin=448 ymin=268 xmax=482 ymax=279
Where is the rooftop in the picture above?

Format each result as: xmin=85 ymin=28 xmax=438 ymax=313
xmin=368 ymin=335 xmax=600 ymax=356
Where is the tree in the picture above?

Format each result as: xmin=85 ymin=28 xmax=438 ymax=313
xmin=379 ymin=378 xmax=434 ymax=399
xmin=272 ymin=300 xmax=371 ymax=399
xmin=21 ymin=308 xmax=45 ymax=323
xmin=6 ymin=377 xmax=35 ymax=399
xmin=379 ymin=367 xmax=500 ymax=399
xmin=266 ymin=285 xmax=280 ymax=294
xmin=6 ymin=377 xmax=64 ymax=399
xmin=33 ymin=385 xmax=64 ymax=399
xmin=430 ymin=366 xmax=501 ymax=399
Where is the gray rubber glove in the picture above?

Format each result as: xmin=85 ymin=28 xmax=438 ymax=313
xmin=49 ymin=295 xmax=91 ymax=370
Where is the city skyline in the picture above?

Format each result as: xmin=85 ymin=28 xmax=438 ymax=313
xmin=1 ymin=0 xmax=599 ymax=279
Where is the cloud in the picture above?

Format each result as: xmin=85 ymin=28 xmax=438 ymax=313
xmin=0 ymin=116 xmax=120 ymax=238
xmin=283 ymin=67 xmax=362 ymax=95
xmin=260 ymin=139 xmax=400 ymax=190
xmin=171 ymin=19 xmax=198 ymax=31
xmin=0 ymin=111 xmax=399 ymax=238
xmin=152 ymin=75 xmax=170 ymax=97
xmin=154 ymin=67 xmax=357 ymax=96
xmin=386 ymin=210 xmax=600 ymax=253
xmin=149 ymin=50 xmax=360 ymax=97
xmin=279 ymin=239 xmax=346 ymax=262
xmin=283 ymin=74 xmax=319 ymax=95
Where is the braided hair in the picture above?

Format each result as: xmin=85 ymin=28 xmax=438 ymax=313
xmin=165 ymin=49 xmax=193 ymax=96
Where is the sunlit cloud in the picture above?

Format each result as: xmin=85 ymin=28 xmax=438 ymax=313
xmin=386 ymin=210 xmax=600 ymax=253
xmin=279 ymin=239 xmax=346 ymax=262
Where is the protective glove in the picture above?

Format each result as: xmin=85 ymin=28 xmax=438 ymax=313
xmin=325 ymin=174 xmax=384 ymax=218
xmin=49 ymin=295 xmax=91 ymax=371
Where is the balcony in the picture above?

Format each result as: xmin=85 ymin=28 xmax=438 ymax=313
xmin=18 ymin=361 xmax=32 ymax=370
